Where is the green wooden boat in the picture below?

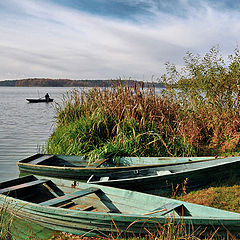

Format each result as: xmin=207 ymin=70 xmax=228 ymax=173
xmin=88 ymin=156 xmax=240 ymax=195
xmin=0 ymin=175 xmax=239 ymax=239
xmin=17 ymin=153 xmax=215 ymax=180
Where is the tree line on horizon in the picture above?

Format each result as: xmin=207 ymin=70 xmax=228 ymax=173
xmin=0 ymin=78 xmax=164 ymax=88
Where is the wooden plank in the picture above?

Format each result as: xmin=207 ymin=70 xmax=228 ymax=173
xmin=0 ymin=179 xmax=48 ymax=194
xmin=30 ymin=155 xmax=54 ymax=165
xmin=143 ymin=203 xmax=184 ymax=216
xmin=40 ymin=187 xmax=100 ymax=207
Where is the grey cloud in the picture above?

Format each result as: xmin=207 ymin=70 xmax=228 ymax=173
xmin=0 ymin=0 xmax=240 ymax=81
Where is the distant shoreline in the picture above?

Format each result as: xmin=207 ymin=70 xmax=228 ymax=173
xmin=0 ymin=78 xmax=164 ymax=88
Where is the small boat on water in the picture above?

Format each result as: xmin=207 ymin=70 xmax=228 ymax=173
xmin=0 ymin=175 xmax=239 ymax=239
xmin=17 ymin=154 xmax=216 ymax=180
xmin=88 ymin=156 xmax=240 ymax=195
xmin=26 ymin=98 xmax=53 ymax=103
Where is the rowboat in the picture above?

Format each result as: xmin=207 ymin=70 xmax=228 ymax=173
xmin=17 ymin=154 xmax=216 ymax=181
xmin=26 ymin=98 xmax=53 ymax=103
xmin=0 ymin=175 xmax=239 ymax=239
xmin=88 ymin=156 xmax=240 ymax=195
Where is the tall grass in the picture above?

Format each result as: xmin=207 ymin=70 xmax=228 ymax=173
xmin=54 ymin=217 xmax=238 ymax=240
xmin=0 ymin=202 xmax=14 ymax=240
xmin=44 ymin=71 xmax=240 ymax=159
xmin=44 ymin=83 xmax=195 ymax=161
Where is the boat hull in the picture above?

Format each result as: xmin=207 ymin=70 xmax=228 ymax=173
xmin=17 ymin=154 xmax=216 ymax=181
xmin=88 ymin=157 xmax=240 ymax=195
xmin=26 ymin=98 xmax=53 ymax=103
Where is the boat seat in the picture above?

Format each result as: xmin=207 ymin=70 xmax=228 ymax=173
xmin=100 ymin=177 xmax=109 ymax=182
xmin=156 ymin=170 xmax=172 ymax=176
xmin=39 ymin=187 xmax=100 ymax=207
xmin=30 ymin=155 xmax=55 ymax=165
xmin=144 ymin=202 xmax=188 ymax=217
xmin=73 ymin=205 xmax=95 ymax=211
xmin=0 ymin=179 xmax=49 ymax=195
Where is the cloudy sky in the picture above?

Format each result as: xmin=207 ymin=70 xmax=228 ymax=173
xmin=0 ymin=0 xmax=240 ymax=81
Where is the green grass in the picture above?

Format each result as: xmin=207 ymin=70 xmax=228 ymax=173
xmin=177 ymin=179 xmax=240 ymax=213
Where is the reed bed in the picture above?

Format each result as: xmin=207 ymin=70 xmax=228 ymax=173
xmin=44 ymin=83 xmax=240 ymax=160
xmin=44 ymin=83 xmax=196 ymax=161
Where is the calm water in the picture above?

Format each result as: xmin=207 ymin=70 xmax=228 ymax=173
xmin=0 ymin=87 xmax=73 ymax=181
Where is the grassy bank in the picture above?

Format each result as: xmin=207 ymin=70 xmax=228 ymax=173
xmin=178 ymin=180 xmax=240 ymax=213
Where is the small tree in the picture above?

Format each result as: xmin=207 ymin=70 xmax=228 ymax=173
xmin=161 ymin=47 xmax=240 ymax=153
xmin=163 ymin=46 xmax=240 ymax=109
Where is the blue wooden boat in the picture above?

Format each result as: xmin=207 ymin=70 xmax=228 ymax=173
xmin=0 ymin=175 xmax=239 ymax=239
xmin=17 ymin=154 xmax=216 ymax=180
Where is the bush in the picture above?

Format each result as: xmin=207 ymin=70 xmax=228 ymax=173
xmin=162 ymin=47 xmax=240 ymax=153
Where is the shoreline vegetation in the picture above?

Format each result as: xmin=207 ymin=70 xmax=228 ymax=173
xmin=1 ymin=47 xmax=240 ymax=239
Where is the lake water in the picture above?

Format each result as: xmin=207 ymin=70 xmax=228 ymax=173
xmin=0 ymin=87 xmax=73 ymax=182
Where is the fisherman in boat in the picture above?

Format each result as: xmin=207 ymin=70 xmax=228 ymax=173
xmin=45 ymin=93 xmax=50 ymax=102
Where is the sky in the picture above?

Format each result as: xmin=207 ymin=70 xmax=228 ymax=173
xmin=0 ymin=0 xmax=240 ymax=81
